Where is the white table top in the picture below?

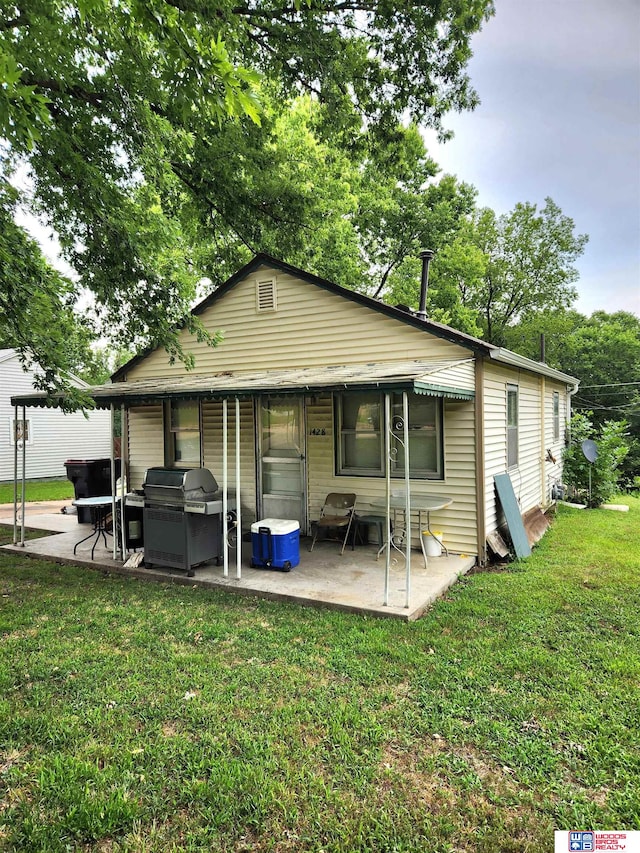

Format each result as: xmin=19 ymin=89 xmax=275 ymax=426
xmin=72 ymin=495 xmax=118 ymax=508
xmin=374 ymin=494 xmax=453 ymax=512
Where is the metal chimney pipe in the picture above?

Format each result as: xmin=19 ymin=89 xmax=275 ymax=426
xmin=417 ymin=249 xmax=434 ymax=321
xmin=540 ymin=333 xmax=546 ymax=363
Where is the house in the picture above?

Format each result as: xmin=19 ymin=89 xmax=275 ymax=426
xmin=52 ymin=253 xmax=574 ymax=564
xmin=10 ymin=254 xmax=578 ymax=566
xmin=1 ymin=349 xmax=112 ymax=483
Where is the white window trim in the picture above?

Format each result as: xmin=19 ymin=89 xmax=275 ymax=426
xmin=552 ymin=391 xmax=560 ymax=442
xmin=164 ymin=400 xmax=202 ymax=468
xmin=335 ymin=392 xmax=444 ymax=480
xmin=506 ymin=384 xmax=519 ymax=469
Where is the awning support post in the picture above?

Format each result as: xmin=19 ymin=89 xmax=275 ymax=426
xmin=110 ymin=404 xmax=117 ymax=561
xmin=403 ymin=391 xmax=411 ymax=608
xmin=120 ymin=404 xmax=127 ymax=560
xmin=12 ymin=404 xmax=18 ymax=545
xmin=19 ymin=405 xmax=26 ymax=547
xmin=235 ymin=397 xmax=242 ymax=580
xmin=222 ymin=398 xmax=229 ymax=578
xmin=383 ymin=393 xmax=391 ymax=606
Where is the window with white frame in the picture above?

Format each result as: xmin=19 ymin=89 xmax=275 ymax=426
xmin=165 ymin=400 xmax=201 ymax=466
xmin=335 ymin=392 xmax=443 ymax=479
xmin=552 ymin=391 xmax=560 ymax=441
xmin=506 ymin=384 xmax=519 ymax=469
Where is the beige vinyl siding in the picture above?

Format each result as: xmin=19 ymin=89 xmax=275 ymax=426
xmin=483 ymin=363 xmax=567 ymax=535
xmin=517 ymin=374 xmax=543 ymax=512
xmin=425 ymin=358 xmax=476 ymax=393
xmin=125 ymin=268 xmax=470 ymax=381
xmin=305 ymin=394 xmax=478 ymax=556
xmin=482 ymin=364 xmax=510 ymax=536
xmin=202 ymin=400 xmax=257 ymax=522
xmin=127 ymin=406 xmax=164 ymax=489
xmin=542 ymin=381 xmax=568 ymax=504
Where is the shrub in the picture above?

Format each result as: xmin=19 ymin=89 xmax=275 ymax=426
xmin=563 ymin=412 xmax=629 ymax=507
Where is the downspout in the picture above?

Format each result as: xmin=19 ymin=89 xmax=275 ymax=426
xmin=474 ymin=357 xmax=487 ymax=566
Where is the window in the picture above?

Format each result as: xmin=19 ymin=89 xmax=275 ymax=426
xmin=335 ymin=392 xmax=443 ymax=479
xmin=506 ymin=384 xmax=518 ymax=469
xmin=552 ymin=391 xmax=560 ymax=441
xmin=165 ymin=400 xmax=201 ymax=466
xmin=10 ymin=417 xmax=32 ymax=445
xmin=336 ymin=391 xmax=383 ymax=475
xmin=390 ymin=394 xmax=443 ymax=479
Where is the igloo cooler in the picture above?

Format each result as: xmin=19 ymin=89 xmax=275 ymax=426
xmin=250 ymin=518 xmax=300 ymax=571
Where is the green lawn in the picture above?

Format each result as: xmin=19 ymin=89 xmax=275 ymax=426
xmin=0 ymin=479 xmax=74 ymax=505
xmin=0 ymin=499 xmax=638 ymax=851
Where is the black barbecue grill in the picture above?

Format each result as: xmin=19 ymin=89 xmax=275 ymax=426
xmin=140 ymin=467 xmax=225 ymax=576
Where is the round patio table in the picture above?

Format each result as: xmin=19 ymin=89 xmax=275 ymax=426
xmin=72 ymin=496 xmax=117 ymax=560
xmin=373 ymin=493 xmax=453 ymax=567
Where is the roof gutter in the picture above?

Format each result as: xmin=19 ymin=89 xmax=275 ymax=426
xmin=488 ymin=348 xmax=580 ymax=390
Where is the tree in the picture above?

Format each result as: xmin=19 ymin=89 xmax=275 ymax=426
xmin=503 ymin=309 xmax=640 ymax=485
xmin=1 ymin=0 xmax=494 ymax=389
xmin=442 ymin=199 xmax=587 ymax=345
xmin=0 ymin=182 xmax=99 ymax=410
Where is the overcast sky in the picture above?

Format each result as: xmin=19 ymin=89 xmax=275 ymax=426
xmin=424 ymin=0 xmax=640 ymax=317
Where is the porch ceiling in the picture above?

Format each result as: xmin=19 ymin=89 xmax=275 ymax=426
xmin=12 ymin=359 xmax=475 ymax=408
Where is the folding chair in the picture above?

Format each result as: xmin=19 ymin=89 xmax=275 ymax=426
xmin=309 ymin=492 xmax=357 ymax=555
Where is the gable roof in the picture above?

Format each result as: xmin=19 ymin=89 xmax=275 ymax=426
xmin=112 ymin=253 xmax=494 ymax=381
xmin=108 ymin=253 xmax=578 ymax=389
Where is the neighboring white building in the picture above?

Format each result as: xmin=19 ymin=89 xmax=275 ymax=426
xmin=0 ymin=349 xmax=112 ymax=482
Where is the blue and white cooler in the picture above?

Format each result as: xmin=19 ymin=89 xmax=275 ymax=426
xmin=250 ymin=518 xmax=300 ymax=571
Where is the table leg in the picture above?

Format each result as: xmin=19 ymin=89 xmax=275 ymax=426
xmin=73 ymin=507 xmax=112 ymax=560
xmin=418 ymin=510 xmax=428 ymax=568
xmin=73 ymin=511 xmax=100 ymax=556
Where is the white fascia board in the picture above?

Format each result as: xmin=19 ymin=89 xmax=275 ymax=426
xmin=488 ymin=348 xmax=580 ymax=390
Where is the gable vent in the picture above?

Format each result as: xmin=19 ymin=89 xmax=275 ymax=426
xmin=256 ymin=277 xmax=277 ymax=312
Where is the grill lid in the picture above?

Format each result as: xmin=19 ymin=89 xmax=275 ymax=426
xmin=143 ymin=467 xmax=219 ymax=502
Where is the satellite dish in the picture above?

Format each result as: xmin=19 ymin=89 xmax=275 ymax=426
xmin=581 ymin=439 xmax=598 ymax=463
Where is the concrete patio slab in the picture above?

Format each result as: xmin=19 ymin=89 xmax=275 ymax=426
xmin=0 ymin=500 xmax=79 ymax=533
xmin=1 ymin=522 xmax=476 ymax=621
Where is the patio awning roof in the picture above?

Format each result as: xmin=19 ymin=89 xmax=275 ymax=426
xmin=12 ymin=359 xmax=476 ymax=408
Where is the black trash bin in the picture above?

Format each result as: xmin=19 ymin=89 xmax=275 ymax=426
xmin=64 ymin=458 xmax=122 ymax=523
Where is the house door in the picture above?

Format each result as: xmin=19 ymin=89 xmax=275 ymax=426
xmin=259 ymin=397 xmax=306 ymax=529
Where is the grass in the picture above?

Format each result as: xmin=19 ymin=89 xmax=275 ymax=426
xmin=0 ymin=498 xmax=638 ymax=851
xmin=0 ymin=479 xmax=74 ymax=505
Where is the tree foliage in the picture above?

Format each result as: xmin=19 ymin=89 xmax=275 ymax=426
xmin=383 ymin=197 xmax=588 ymax=342
xmin=0 ymin=182 xmax=99 ymax=409
xmin=503 ymin=309 xmax=640 ymax=484
xmin=1 ymin=0 xmax=494 ymax=388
